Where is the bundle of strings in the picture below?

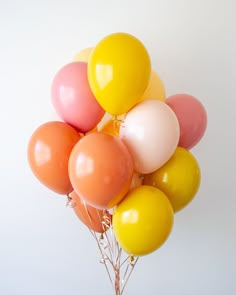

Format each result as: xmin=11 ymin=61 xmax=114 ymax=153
xmin=67 ymin=195 xmax=139 ymax=295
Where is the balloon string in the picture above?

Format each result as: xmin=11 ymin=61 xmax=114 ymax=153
xmin=121 ymin=257 xmax=139 ymax=294
xmin=116 ymin=247 xmax=122 ymax=266
xmin=92 ymin=221 xmax=138 ymax=294
xmin=120 ymin=255 xmax=130 ymax=267
xmin=115 ymin=266 xmax=121 ymax=295
xmin=101 ymin=211 xmax=114 ymax=260
xmin=94 ymin=232 xmax=114 ymax=281
xmin=121 ymin=259 xmax=130 ymax=286
xmin=83 ymin=204 xmax=114 ymax=268
xmin=67 ymin=196 xmax=138 ymax=294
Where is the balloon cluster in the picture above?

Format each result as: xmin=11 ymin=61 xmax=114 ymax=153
xmin=27 ymin=32 xmax=207 ymax=292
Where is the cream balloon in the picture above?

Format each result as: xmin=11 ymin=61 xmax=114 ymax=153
xmin=120 ymin=100 xmax=180 ymax=174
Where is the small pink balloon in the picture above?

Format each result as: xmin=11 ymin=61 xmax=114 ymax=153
xmin=166 ymin=94 xmax=207 ymax=149
xmin=51 ymin=62 xmax=105 ymax=133
xmin=120 ymin=100 xmax=180 ymax=174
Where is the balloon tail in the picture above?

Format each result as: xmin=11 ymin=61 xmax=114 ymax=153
xmin=113 ymin=115 xmax=125 ymax=132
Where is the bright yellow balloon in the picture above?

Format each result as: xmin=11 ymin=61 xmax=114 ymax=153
xmin=140 ymin=70 xmax=166 ymax=102
xmin=73 ymin=47 xmax=94 ymax=62
xmin=143 ymin=147 xmax=201 ymax=212
xmin=112 ymin=185 xmax=174 ymax=256
xmin=88 ymin=32 xmax=151 ymax=115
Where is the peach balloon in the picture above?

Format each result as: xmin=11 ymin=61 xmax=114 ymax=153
xmin=69 ymin=132 xmax=134 ymax=209
xmin=70 ymin=191 xmax=111 ymax=233
xmin=28 ymin=121 xmax=81 ymax=194
xmin=73 ymin=47 xmax=94 ymax=62
xmin=140 ymin=70 xmax=166 ymax=102
xmin=120 ymin=100 xmax=180 ymax=174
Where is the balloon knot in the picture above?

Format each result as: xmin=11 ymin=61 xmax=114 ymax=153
xmin=66 ymin=194 xmax=75 ymax=208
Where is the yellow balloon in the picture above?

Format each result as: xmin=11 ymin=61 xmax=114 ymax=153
xmin=112 ymin=185 xmax=174 ymax=256
xmin=140 ymin=70 xmax=166 ymax=102
xmin=88 ymin=32 xmax=151 ymax=115
xmin=73 ymin=47 xmax=94 ymax=62
xmin=143 ymin=147 xmax=201 ymax=212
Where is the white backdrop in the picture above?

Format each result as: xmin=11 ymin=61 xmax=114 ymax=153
xmin=1 ymin=0 xmax=235 ymax=294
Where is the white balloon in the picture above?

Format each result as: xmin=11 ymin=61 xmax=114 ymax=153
xmin=120 ymin=100 xmax=180 ymax=174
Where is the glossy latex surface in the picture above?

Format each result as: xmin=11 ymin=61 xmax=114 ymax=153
xmin=28 ymin=121 xmax=81 ymax=194
xmin=88 ymin=32 xmax=151 ymax=115
xmin=113 ymin=185 xmax=174 ymax=256
xmin=143 ymin=147 xmax=201 ymax=212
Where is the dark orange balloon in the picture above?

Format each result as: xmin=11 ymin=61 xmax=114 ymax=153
xmin=70 ymin=191 xmax=111 ymax=233
xmin=69 ymin=132 xmax=134 ymax=209
xmin=28 ymin=121 xmax=81 ymax=194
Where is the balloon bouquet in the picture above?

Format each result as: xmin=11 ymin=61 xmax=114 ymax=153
xmin=27 ymin=32 xmax=207 ymax=294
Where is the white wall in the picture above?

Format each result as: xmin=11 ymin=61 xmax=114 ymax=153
xmin=1 ymin=0 xmax=235 ymax=294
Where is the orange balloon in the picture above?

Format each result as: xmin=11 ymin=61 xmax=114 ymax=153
xmin=28 ymin=121 xmax=81 ymax=194
xmin=69 ymin=132 xmax=134 ymax=209
xmin=70 ymin=191 xmax=111 ymax=233
xmin=100 ymin=118 xmax=121 ymax=137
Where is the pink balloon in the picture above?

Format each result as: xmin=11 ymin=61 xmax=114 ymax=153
xmin=51 ymin=62 xmax=105 ymax=133
xmin=120 ymin=100 xmax=180 ymax=174
xmin=166 ymin=94 xmax=207 ymax=149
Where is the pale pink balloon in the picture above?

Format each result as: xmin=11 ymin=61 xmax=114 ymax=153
xmin=51 ymin=62 xmax=105 ymax=133
xmin=120 ymin=100 xmax=180 ymax=174
xmin=166 ymin=94 xmax=207 ymax=149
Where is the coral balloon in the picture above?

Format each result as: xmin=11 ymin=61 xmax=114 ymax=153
xmin=73 ymin=47 xmax=94 ymax=62
xmin=69 ymin=132 xmax=134 ymax=209
xmin=143 ymin=147 xmax=201 ymax=212
xmin=70 ymin=191 xmax=111 ymax=233
xmin=120 ymin=100 xmax=180 ymax=174
xmin=51 ymin=62 xmax=105 ymax=133
xmin=140 ymin=70 xmax=166 ymax=102
xmin=113 ymin=185 xmax=174 ymax=256
xmin=88 ymin=32 xmax=151 ymax=115
xmin=28 ymin=121 xmax=81 ymax=194
xmin=166 ymin=94 xmax=207 ymax=149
